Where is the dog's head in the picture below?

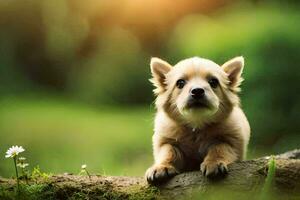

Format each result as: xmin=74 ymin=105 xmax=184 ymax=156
xmin=150 ymin=56 xmax=244 ymax=128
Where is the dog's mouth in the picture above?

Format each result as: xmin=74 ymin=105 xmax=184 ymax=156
xmin=186 ymin=99 xmax=210 ymax=109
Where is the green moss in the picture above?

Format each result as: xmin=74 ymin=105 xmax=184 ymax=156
xmin=0 ymin=183 xmax=55 ymax=200
xmin=0 ymin=183 xmax=161 ymax=200
xmin=0 ymin=185 xmax=14 ymax=200
xmin=126 ymin=185 xmax=160 ymax=200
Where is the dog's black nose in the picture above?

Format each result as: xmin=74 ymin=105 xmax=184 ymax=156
xmin=190 ymin=87 xmax=205 ymax=99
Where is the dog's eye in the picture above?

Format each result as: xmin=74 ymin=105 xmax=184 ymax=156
xmin=208 ymin=77 xmax=219 ymax=88
xmin=176 ymin=79 xmax=186 ymax=89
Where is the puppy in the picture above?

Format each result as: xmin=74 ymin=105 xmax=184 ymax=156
xmin=145 ymin=56 xmax=250 ymax=184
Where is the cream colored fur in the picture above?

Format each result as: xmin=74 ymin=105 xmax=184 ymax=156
xmin=145 ymin=56 xmax=250 ymax=184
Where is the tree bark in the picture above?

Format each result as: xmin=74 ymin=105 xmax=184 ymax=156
xmin=0 ymin=149 xmax=300 ymax=199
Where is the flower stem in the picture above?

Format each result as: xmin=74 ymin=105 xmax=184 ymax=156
xmin=85 ymin=170 xmax=91 ymax=180
xmin=13 ymin=157 xmax=20 ymax=191
xmin=21 ymin=168 xmax=29 ymax=184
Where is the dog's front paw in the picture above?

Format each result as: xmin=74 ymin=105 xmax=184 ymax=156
xmin=145 ymin=164 xmax=178 ymax=185
xmin=200 ymin=160 xmax=228 ymax=178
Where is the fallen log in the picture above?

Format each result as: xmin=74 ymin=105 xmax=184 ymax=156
xmin=0 ymin=149 xmax=300 ymax=200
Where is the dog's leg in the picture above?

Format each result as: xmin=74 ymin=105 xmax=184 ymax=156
xmin=200 ymin=143 xmax=238 ymax=177
xmin=145 ymin=144 xmax=183 ymax=184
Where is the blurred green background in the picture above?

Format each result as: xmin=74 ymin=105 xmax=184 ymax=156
xmin=0 ymin=0 xmax=299 ymax=178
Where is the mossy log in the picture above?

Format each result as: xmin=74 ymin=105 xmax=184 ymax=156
xmin=0 ymin=149 xmax=300 ymax=200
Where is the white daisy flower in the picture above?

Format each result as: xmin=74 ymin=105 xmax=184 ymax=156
xmin=81 ymin=164 xmax=87 ymax=169
xmin=17 ymin=163 xmax=29 ymax=168
xmin=5 ymin=146 xmax=25 ymax=158
xmin=18 ymin=157 xmax=26 ymax=161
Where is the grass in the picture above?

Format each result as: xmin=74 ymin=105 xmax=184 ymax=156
xmin=260 ymin=156 xmax=276 ymax=200
xmin=0 ymin=96 xmax=154 ymax=178
xmin=0 ymin=165 xmax=160 ymax=200
xmin=0 ymin=95 xmax=276 ymax=179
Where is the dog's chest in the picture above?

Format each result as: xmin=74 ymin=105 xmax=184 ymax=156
xmin=175 ymin=129 xmax=212 ymax=161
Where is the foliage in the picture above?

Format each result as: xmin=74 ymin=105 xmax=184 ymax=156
xmin=31 ymin=166 xmax=52 ymax=183
xmin=260 ymin=156 xmax=276 ymax=200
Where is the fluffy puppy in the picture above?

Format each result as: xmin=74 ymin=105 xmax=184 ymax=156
xmin=145 ymin=56 xmax=250 ymax=184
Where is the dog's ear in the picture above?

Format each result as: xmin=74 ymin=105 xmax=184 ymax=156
xmin=222 ymin=56 xmax=244 ymax=92
xmin=150 ymin=57 xmax=172 ymax=94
